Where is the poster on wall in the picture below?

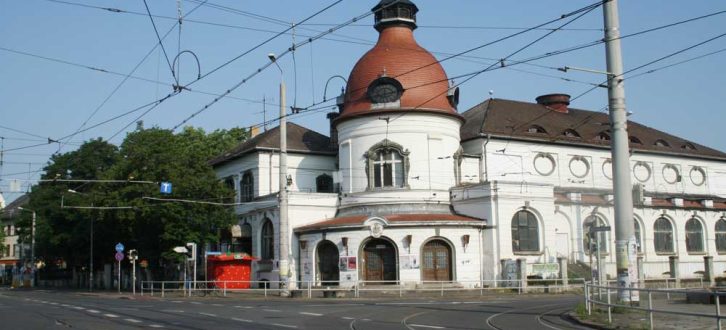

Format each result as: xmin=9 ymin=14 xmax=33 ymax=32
xmin=339 ymin=257 xmax=357 ymax=271
xmin=400 ymin=255 xmax=419 ymax=270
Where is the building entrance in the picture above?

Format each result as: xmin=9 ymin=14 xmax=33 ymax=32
xmin=363 ymin=238 xmax=397 ymax=283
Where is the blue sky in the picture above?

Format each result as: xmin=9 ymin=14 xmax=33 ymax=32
xmin=1 ymin=0 xmax=725 ymax=203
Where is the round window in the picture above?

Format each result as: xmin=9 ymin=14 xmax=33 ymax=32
xmin=533 ymin=153 xmax=556 ymax=176
xmin=569 ymin=156 xmax=590 ymax=178
xmin=602 ymin=159 xmax=612 ymax=180
xmin=662 ymin=164 xmax=680 ymax=184
xmin=633 ymin=162 xmax=651 ymax=183
xmin=690 ymin=167 xmax=706 ymax=186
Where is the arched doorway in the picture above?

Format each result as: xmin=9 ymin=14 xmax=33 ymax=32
xmin=421 ymin=239 xmax=452 ymax=282
xmin=317 ymin=241 xmax=339 ymax=286
xmin=362 ymin=238 xmax=397 ymax=283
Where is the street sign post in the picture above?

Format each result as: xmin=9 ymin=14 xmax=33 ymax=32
xmin=114 ymin=251 xmax=124 ymax=294
xmin=160 ymin=182 xmax=172 ymax=194
xmin=115 ymin=243 xmax=124 ymax=253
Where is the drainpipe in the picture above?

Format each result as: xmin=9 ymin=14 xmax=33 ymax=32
xmin=481 ymin=133 xmax=490 ymax=183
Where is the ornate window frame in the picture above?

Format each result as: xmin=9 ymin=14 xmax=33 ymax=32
xmin=364 ymin=139 xmax=410 ymax=190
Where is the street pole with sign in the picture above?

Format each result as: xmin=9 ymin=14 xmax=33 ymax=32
xmin=128 ymin=249 xmax=138 ymax=295
xmin=115 ymin=243 xmax=124 ymax=294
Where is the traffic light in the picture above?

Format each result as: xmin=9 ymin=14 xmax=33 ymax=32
xmin=128 ymin=249 xmax=138 ymax=261
xmin=186 ymin=242 xmax=197 ymax=261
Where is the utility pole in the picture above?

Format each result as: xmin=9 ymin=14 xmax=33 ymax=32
xmin=603 ymin=0 xmax=638 ymax=303
xmin=269 ymin=53 xmax=291 ymax=296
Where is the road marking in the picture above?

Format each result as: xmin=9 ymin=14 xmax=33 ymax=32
xmin=190 ymin=301 xmax=202 ymax=305
xmin=170 ymin=301 xmax=183 ymax=303
xmin=263 ymin=309 xmax=282 ymax=312
xmin=125 ymin=318 xmax=142 ymax=323
xmin=212 ymin=303 xmax=223 ymax=307
xmin=199 ymin=312 xmax=217 ymax=317
xmin=232 ymin=318 xmax=253 ymax=323
xmin=104 ymin=313 xmax=119 ymax=318
xmin=73 ymin=306 xmax=86 ymax=310
xmin=235 ymin=305 xmax=253 ymax=309
xmin=486 ymin=302 xmax=572 ymax=330
xmin=409 ymin=325 xmax=446 ymax=329
xmin=149 ymin=325 xmax=165 ymax=328
xmin=342 ymin=317 xmax=355 ymax=320
xmin=271 ymin=323 xmax=297 ymax=328
xmin=305 ymin=303 xmax=363 ymax=307
xmin=362 ymin=319 xmax=371 ymax=322
xmin=162 ymin=310 xmax=185 ymax=313
xmin=61 ymin=304 xmax=71 ymax=307
xmin=87 ymin=309 xmax=100 ymax=314
xmin=299 ymin=312 xmax=323 ymax=316
xmin=49 ymin=302 xmax=59 ymax=305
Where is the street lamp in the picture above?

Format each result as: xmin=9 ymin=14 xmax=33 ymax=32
xmin=268 ymin=53 xmax=292 ymax=295
xmin=66 ymin=189 xmax=95 ymax=292
xmin=17 ymin=206 xmax=36 ymax=287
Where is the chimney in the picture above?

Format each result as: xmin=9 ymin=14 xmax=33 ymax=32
xmin=249 ymin=126 xmax=261 ymax=138
xmin=536 ymin=93 xmax=571 ymax=113
xmin=326 ymin=112 xmax=340 ymax=147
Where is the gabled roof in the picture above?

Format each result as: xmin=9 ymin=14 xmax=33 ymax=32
xmin=1 ymin=194 xmax=29 ymax=219
xmin=460 ymin=98 xmax=726 ymax=160
xmin=209 ymin=123 xmax=336 ymax=166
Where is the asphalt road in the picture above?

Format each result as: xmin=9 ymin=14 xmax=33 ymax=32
xmin=0 ymin=288 xmax=593 ymax=329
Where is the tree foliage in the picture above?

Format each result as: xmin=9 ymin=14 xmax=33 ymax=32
xmin=25 ymin=127 xmax=247 ymax=275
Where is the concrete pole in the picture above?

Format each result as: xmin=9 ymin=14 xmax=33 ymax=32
xmin=90 ymin=215 xmax=94 ymax=292
xmin=278 ymin=71 xmax=291 ymax=296
xmin=603 ymin=0 xmax=637 ymax=303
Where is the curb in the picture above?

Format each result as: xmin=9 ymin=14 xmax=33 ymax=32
xmin=565 ymin=312 xmax=614 ymax=330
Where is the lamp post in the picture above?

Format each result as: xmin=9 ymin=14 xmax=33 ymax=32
xmin=67 ymin=189 xmax=95 ymax=292
xmin=268 ymin=53 xmax=292 ymax=295
xmin=18 ymin=207 xmax=36 ymax=287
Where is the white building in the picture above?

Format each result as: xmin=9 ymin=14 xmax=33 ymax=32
xmin=211 ymin=0 xmax=726 ymax=288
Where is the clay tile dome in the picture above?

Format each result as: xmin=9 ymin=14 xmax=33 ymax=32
xmin=337 ymin=0 xmax=460 ymax=123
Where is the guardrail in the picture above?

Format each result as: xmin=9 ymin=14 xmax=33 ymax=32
xmin=585 ymin=281 xmax=723 ymax=330
xmin=139 ymin=278 xmax=586 ymax=298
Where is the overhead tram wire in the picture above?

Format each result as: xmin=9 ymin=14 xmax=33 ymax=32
xmin=571 ymin=31 xmax=726 ymax=102
xmin=54 ymin=0 xmax=208 ymax=155
xmin=0 ymin=46 xmax=278 ymax=106
xmin=142 ymin=0 xmax=177 ymax=84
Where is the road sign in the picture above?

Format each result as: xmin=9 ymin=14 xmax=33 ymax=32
xmin=160 ymin=182 xmax=172 ymax=194
xmin=115 ymin=242 xmax=124 ymax=252
xmin=115 ymin=252 xmax=124 ymax=261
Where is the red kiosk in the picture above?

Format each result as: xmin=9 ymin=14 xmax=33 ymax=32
xmin=206 ymin=253 xmax=256 ymax=289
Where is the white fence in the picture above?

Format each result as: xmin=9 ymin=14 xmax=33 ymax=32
xmin=140 ymin=278 xmax=586 ymax=298
xmin=585 ymin=281 xmax=725 ymax=330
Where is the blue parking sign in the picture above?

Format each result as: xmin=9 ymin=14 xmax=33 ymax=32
xmin=160 ymin=182 xmax=172 ymax=194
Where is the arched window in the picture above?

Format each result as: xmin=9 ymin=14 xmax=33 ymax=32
xmin=316 ymin=174 xmax=334 ymax=193
xmin=654 ymin=139 xmax=670 ymax=147
xmin=682 ymin=143 xmax=697 ymax=151
xmin=261 ymin=220 xmax=274 ymax=260
xmin=240 ymin=171 xmax=254 ymax=202
xmin=654 ymin=217 xmax=674 ymax=253
xmin=634 ymin=219 xmax=642 ymax=253
xmin=583 ymin=216 xmax=608 ymax=255
xmin=595 ymin=132 xmax=610 ymax=141
xmin=239 ymin=223 xmax=252 ymax=254
xmin=511 ymin=211 xmax=539 ymax=252
xmin=365 ymin=139 xmax=410 ymax=189
xmin=715 ymin=218 xmax=726 ymax=253
xmin=629 ymin=136 xmax=642 ymax=145
xmin=563 ymin=129 xmax=581 ymax=138
xmin=223 ymin=176 xmax=235 ymax=190
xmin=685 ymin=217 xmax=704 ymax=253
xmin=527 ymin=125 xmax=547 ymax=134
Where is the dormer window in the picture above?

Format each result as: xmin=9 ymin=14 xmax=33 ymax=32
xmin=367 ymin=77 xmax=403 ymax=108
xmin=365 ymin=139 xmax=410 ymax=189
xmin=595 ymin=132 xmax=610 ymax=141
xmin=563 ymin=129 xmax=581 ymax=138
xmin=682 ymin=143 xmax=696 ymax=151
xmin=527 ymin=125 xmax=547 ymax=134
xmin=629 ymin=136 xmax=642 ymax=145
xmin=654 ymin=139 xmax=670 ymax=147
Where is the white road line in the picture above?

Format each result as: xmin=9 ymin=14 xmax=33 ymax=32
xmin=342 ymin=317 xmax=355 ymax=320
xmin=485 ymin=302 xmax=571 ymax=330
xmin=271 ymin=323 xmax=297 ymax=328
xmin=49 ymin=302 xmax=59 ymax=305
xmin=162 ymin=310 xmax=185 ymax=313
xmin=149 ymin=325 xmax=165 ymax=328
xmin=212 ymin=303 xmax=223 ymax=307
xmin=73 ymin=306 xmax=85 ymax=310
xmin=263 ymin=309 xmax=282 ymax=312
xmin=409 ymin=325 xmax=446 ymax=329
xmin=190 ymin=301 xmax=202 ymax=305
xmin=87 ymin=309 xmax=100 ymax=314
xmin=199 ymin=312 xmax=217 ymax=317
xmin=402 ymin=311 xmax=429 ymax=330
xmin=104 ymin=313 xmax=119 ymax=318
xmin=232 ymin=318 xmax=253 ymax=323
xmin=235 ymin=305 xmax=253 ymax=309
xmin=125 ymin=318 xmax=142 ymax=323
xmin=361 ymin=319 xmax=371 ymax=322
xmin=299 ymin=312 xmax=323 ymax=316
xmin=170 ymin=301 xmax=183 ymax=303
xmin=304 ymin=303 xmax=363 ymax=307
xmin=61 ymin=304 xmax=70 ymax=307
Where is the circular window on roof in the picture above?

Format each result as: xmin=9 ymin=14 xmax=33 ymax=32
xmin=533 ymin=153 xmax=556 ymax=176
xmin=367 ymin=77 xmax=403 ymax=104
xmin=690 ymin=166 xmax=706 ymax=186
xmin=662 ymin=164 xmax=680 ymax=184
xmin=602 ymin=159 xmax=612 ymax=180
xmin=633 ymin=161 xmax=651 ymax=183
xmin=569 ymin=156 xmax=590 ymax=178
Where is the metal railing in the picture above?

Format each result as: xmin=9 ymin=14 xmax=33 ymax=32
xmin=585 ymin=281 xmax=724 ymax=330
xmin=139 ymin=278 xmax=586 ymax=298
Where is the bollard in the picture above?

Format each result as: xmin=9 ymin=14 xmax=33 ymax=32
xmin=308 ymin=282 xmax=312 ymax=299
xmin=717 ymin=292 xmax=722 ymax=330
xmin=666 ymin=279 xmax=670 ymax=300
xmin=264 ymin=284 xmax=267 ymax=298
xmin=161 ymin=282 xmax=164 ymax=298
xmin=399 ymin=281 xmax=403 ymax=298
xmin=648 ymin=291 xmax=653 ymax=330
xmin=585 ymin=282 xmax=591 ymax=315
xmin=607 ymin=287 xmax=612 ymax=324
xmin=224 ymin=281 xmax=227 ymax=297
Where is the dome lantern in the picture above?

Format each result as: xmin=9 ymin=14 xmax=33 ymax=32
xmin=372 ymin=0 xmax=418 ymax=31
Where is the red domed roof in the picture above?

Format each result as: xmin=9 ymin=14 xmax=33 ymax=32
xmin=338 ymin=25 xmax=460 ymax=122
